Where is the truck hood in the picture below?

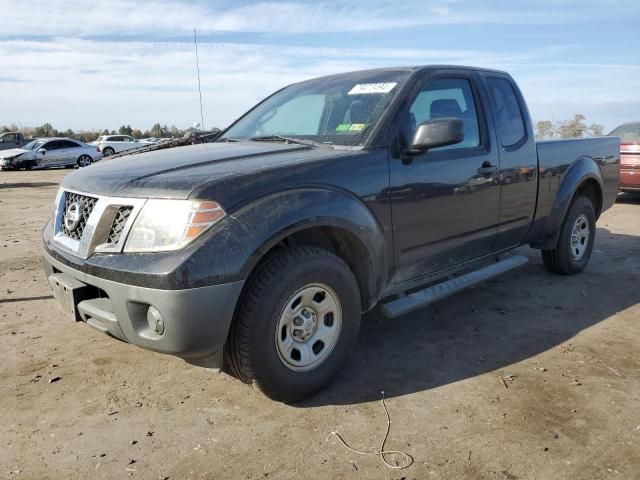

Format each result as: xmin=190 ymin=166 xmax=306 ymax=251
xmin=61 ymin=142 xmax=341 ymax=199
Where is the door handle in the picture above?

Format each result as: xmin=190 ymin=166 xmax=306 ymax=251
xmin=477 ymin=163 xmax=497 ymax=175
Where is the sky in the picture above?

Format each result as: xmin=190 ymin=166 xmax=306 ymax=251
xmin=1 ymin=0 xmax=639 ymax=133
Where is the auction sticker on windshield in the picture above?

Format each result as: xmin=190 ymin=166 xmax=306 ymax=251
xmin=348 ymin=82 xmax=397 ymax=95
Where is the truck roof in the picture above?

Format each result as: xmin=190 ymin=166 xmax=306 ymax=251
xmin=293 ymin=65 xmax=510 ymax=85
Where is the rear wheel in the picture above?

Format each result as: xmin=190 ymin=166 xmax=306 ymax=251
xmin=226 ymin=246 xmax=361 ymax=402
xmin=542 ymin=196 xmax=596 ymax=275
xmin=77 ymin=155 xmax=93 ymax=167
xmin=102 ymin=147 xmax=115 ymax=156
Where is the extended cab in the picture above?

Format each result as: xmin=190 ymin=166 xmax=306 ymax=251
xmin=42 ymin=66 xmax=619 ymax=402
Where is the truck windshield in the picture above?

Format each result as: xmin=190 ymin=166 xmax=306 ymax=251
xmin=219 ymin=70 xmax=411 ymax=147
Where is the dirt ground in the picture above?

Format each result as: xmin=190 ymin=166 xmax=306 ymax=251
xmin=1 ymin=169 xmax=639 ymax=480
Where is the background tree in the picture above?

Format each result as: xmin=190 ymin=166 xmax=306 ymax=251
xmin=557 ymin=114 xmax=587 ymax=139
xmin=34 ymin=123 xmax=56 ymax=137
xmin=118 ymin=125 xmax=133 ymax=136
xmin=586 ymin=123 xmax=604 ymax=137
xmin=535 ymin=120 xmax=555 ymax=139
xmin=0 ymin=122 xmax=222 ymax=141
xmin=150 ymin=123 xmax=163 ymax=137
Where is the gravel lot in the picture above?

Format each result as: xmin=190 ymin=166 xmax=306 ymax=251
xmin=1 ymin=169 xmax=639 ymax=480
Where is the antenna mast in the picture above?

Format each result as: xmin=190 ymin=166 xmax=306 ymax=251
xmin=194 ymin=28 xmax=205 ymax=131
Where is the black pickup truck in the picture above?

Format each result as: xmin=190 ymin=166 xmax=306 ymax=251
xmin=42 ymin=66 xmax=619 ymax=402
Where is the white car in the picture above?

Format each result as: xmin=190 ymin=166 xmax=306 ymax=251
xmin=93 ymin=135 xmax=151 ymax=156
xmin=0 ymin=138 xmax=103 ymax=170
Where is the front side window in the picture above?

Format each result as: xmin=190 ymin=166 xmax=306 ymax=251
xmin=220 ymin=70 xmax=411 ymax=146
xmin=407 ymin=78 xmax=481 ymax=151
xmin=42 ymin=141 xmax=59 ymax=150
xmin=2 ymin=134 xmax=16 ymax=143
xmin=486 ymin=77 xmax=526 ymax=147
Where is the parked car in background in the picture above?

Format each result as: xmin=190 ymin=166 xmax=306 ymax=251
xmin=0 ymin=132 xmax=31 ymax=151
xmin=0 ymin=138 xmax=102 ymax=170
xmin=608 ymin=122 xmax=640 ymax=192
xmin=93 ymin=135 xmax=152 ymax=156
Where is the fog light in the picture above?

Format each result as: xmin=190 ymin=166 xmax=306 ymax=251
xmin=146 ymin=306 xmax=165 ymax=335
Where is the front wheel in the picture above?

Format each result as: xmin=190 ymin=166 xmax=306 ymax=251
xmin=225 ymin=247 xmax=361 ymax=402
xmin=542 ymin=196 xmax=596 ymax=275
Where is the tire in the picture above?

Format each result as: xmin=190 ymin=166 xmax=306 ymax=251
xmin=19 ymin=160 xmax=35 ymax=170
xmin=102 ymin=147 xmax=115 ymax=156
xmin=542 ymin=195 xmax=596 ymax=275
xmin=77 ymin=155 xmax=93 ymax=167
xmin=226 ymin=246 xmax=361 ymax=402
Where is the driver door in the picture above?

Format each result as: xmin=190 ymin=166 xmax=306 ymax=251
xmin=389 ymin=73 xmax=500 ymax=285
xmin=38 ymin=140 xmax=64 ymax=167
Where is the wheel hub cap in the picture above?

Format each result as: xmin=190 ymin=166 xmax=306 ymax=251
xmin=570 ymin=213 xmax=590 ymax=260
xmin=275 ymin=283 xmax=342 ymax=372
xmin=291 ymin=308 xmax=317 ymax=341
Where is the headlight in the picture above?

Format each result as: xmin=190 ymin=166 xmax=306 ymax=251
xmin=124 ymin=199 xmax=225 ymax=253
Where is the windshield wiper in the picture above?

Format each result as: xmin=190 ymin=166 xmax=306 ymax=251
xmin=249 ymin=135 xmax=319 ymax=148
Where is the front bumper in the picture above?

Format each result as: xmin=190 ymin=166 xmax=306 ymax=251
xmin=43 ymin=247 xmax=244 ymax=368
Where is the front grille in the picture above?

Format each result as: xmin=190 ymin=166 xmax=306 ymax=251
xmin=107 ymin=206 xmax=133 ymax=244
xmin=60 ymin=192 xmax=98 ymax=240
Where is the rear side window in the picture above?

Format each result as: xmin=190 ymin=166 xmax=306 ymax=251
xmin=486 ymin=77 xmax=526 ymax=147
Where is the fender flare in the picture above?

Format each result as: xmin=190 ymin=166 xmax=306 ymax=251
xmin=181 ymin=187 xmax=387 ymax=308
xmin=535 ymin=156 xmax=603 ymax=250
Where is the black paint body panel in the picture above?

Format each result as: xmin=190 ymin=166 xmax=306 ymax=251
xmin=46 ymin=65 xmax=620 ymax=307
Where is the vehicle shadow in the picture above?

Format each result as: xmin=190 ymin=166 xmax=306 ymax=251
xmin=0 ymin=182 xmax=59 ymax=190
xmin=299 ymin=229 xmax=640 ymax=407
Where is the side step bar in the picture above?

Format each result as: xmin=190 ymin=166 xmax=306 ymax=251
xmin=381 ymin=255 xmax=529 ymax=319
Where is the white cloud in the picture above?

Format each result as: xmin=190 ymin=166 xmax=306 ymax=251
xmin=1 ymin=0 xmax=639 ymax=132
xmin=1 ymin=37 xmax=638 ymax=131
xmin=2 ymin=0 xmax=640 ymax=36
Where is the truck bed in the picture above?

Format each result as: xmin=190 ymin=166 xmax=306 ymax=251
xmin=527 ymin=136 xmax=620 ymax=247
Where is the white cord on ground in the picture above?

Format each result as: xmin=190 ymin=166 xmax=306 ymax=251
xmin=328 ymin=391 xmax=413 ymax=469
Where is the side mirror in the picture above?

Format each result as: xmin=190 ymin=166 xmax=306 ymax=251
xmin=37 ymin=148 xmax=47 ymax=155
xmin=405 ymin=118 xmax=464 ymax=155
